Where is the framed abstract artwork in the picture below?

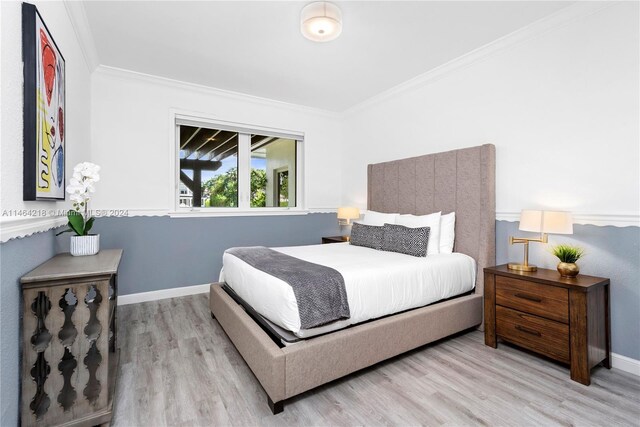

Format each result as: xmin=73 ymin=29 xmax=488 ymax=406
xmin=22 ymin=3 xmax=66 ymax=200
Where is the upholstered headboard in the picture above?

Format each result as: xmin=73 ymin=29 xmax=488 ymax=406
xmin=367 ymin=144 xmax=495 ymax=296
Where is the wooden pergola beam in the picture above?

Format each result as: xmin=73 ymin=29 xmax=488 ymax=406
xmin=251 ymin=136 xmax=278 ymax=151
xmin=202 ymin=134 xmax=238 ymax=160
xmin=179 ymin=159 xmax=223 ymax=171
xmin=179 ymin=159 xmax=223 ymax=208
xmin=180 ymin=127 xmax=201 ymax=149
xmin=179 ymin=170 xmax=195 ymax=192
xmin=183 ymin=129 xmax=227 ymax=154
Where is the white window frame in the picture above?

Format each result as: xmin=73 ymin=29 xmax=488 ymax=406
xmin=169 ymin=109 xmax=306 ymax=217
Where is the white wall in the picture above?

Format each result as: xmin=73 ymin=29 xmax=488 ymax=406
xmin=90 ymin=68 xmax=342 ymax=213
xmin=341 ymin=3 xmax=639 ymax=223
xmin=1 ymin=0 xmax=92 ymax=216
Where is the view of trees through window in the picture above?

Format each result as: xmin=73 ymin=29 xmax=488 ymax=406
xmin=201 ymin=168 xmax=268 ymax=207
xmin=178 ymin=125 xmax=296 ymax=209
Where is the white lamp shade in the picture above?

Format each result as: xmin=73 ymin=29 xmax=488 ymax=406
xmin=518 ymin=210 xmax=543 ymax=232
xmin=337 ymin=206 xmax=360 ymax=220
xmin=542 ymin=210 xmax=573 ymax=234
xmin=301 ymin=2 xmax=342 ymax=42
xmin=518 ymin=209 xmax=573 ymax=234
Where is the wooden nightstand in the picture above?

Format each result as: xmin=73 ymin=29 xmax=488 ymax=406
xmin=321 ymin=235 xmax=349 ymax=244
xmin=484 ymin=265 xmax=610 ymax=385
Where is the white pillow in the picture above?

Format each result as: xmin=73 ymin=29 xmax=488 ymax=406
xmin=439 ymin=212 xmax=456 ymax=254
xmin=396 ymin=211 xmax=441 ymax=255
xmin=362 ymin=210 xmax=398 ymax=226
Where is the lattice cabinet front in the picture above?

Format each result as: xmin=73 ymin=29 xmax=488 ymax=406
xmin=20 ymin=250 xmax=121 ymax=427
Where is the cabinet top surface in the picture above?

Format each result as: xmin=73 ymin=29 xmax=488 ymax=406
xmin=485 ymin=264 xmax=609 ymax=289
xmin=21 ymin=249 xmax=123 ymax=284
xmin=323 ymin=236 xmax=349 ymax=241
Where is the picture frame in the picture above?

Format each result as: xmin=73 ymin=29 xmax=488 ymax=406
xmin=22 ymin=2 xmax=66 ymax=201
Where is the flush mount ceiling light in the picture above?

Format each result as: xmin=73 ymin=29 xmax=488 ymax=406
xmin=301 ymin=2 xmax=342 ymax=42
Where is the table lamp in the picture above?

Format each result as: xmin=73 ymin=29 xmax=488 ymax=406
xmin=337 ymin=207 xmax=360 ymax=241
xmin=508 ymin=210 xmax=573 ymax=272
xmin=337 ymin=207 xmax=360 ymax=226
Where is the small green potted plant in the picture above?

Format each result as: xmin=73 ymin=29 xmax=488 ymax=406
xmin=57 ymin=162 xmax=101 ymax=256
xmin=551 ymin=244 xmax=584 ymax=278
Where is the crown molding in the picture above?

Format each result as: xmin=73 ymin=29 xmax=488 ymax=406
xmin=63 ymin=1 xmax=616 ymax=115
xmin=0 ymin=216 xmax=67 ymax=243
xmin=343 ymin=1 xmax=616 ymax=116
xmin=94 ymin=65 xmax=342 ymax=119
xmin=63 ymin=0 xmax=100 ymax=72
xmin=496 ymin=212 xmax=639 ymax=228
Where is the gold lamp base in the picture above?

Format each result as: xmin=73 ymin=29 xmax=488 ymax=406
xmin=508 ymin=234 xmax=547 ymax=273
xmin=507 ymin=263 xmax=538 ymax=272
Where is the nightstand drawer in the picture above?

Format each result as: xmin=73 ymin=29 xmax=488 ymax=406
xmin=496 ymin=276 xmax=568 ymax=323
xmin=496 ymin=306 xmax=570 ymax=363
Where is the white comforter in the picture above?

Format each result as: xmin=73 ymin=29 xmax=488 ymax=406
xmin=220 ymin=243 xmax=476 ymax=338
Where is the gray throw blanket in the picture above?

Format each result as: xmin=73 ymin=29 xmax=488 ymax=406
xmin=226 ymin=246 xmax=350 ymax=329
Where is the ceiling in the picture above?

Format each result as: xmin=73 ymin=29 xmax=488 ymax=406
xmin=83 ymin=1 xmax=573 ymax=112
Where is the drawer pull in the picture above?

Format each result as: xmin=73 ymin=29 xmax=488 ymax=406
xmin=515 ymin=325 xmax=542 ymax=337
xmin=514 ymin=293 xmax=542 ymax=303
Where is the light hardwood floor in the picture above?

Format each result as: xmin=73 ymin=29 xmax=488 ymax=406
xmin=112 ymin=294 xmax=640 ymax=426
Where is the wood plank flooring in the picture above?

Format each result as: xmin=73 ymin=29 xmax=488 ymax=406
xmin=112 ymin=294 xmax=640 ymax=426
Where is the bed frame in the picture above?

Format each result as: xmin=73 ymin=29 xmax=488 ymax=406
xmin=209 ymin=144 xmax=495 ymax=414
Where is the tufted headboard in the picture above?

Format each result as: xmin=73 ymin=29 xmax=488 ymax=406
xmin=367 ymin=144 xmax=495 ymax=296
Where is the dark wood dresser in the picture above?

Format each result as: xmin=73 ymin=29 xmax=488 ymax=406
xmin=20 ymin=249 xmax=122 ymax=427
xmin=484 ymin=264 xmax=610 ymax=385
xmin=321 ymin=235 xmax=349 ymax=244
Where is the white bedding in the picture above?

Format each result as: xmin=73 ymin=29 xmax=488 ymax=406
xmin=220 ymin=243 xmax=476 ymax=338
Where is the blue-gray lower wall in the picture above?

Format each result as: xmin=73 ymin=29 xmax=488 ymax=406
xmin=497 ymin=221 xmax=640 ymax=360
xmin=56 ymin=215 xmax=638 ymax=360
xmin=56 ymin=213 xmax=341 ymax=296
xmin=0 ymin=230 xmax=57 ymax=427
xmin=54 ymin=216 xmax=640 ymax=360
xmin=2 ymin=217 xmax=637 ymax=426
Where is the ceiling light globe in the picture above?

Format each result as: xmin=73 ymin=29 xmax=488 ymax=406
xmin=301 ymin=2 xmax=342 ymax=42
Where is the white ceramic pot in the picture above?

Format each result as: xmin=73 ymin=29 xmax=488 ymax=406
xmin=70 ymin=234 xmax=100 ymax=256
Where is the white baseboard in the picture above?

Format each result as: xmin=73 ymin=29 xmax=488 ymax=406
xmin=118 ymin=283 xmax=210 ymax=305
xmin=611 ymin=353 xmax=640 ymax=377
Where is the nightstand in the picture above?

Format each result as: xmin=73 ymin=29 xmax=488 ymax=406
xmin=322 ymin=235 xmax=349 ymax=244
xmin=20 ymin=250 xmax=122 ymax=426
xmin=484 ymin=265 xmax=610 ymax=385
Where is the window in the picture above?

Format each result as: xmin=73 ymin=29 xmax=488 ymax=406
xmin=174 ymin=117 xmax=303 ymax=212
xmin=250 ymin=136 xmax=296 ymax=208
xmin=179 ymin=127 xmax=239 ymax=208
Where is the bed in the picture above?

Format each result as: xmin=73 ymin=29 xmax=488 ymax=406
xmin=209 ymin=144 xmax=495 ymax=414
xmin=221 ymin=243 xmax=477 ymax=340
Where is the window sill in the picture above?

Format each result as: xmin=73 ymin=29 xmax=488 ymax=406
xmin=169 ymin=209 xmax=310 ymax=218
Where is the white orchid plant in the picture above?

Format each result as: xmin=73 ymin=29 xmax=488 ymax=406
xmin=57 ymin=162 xmax=101 ymax=236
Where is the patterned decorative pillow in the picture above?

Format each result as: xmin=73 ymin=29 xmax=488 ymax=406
xmin=381 ymin=223 xmax=430 ymax=257
xmin=350 ymin=222 xmax=384 ymax=250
